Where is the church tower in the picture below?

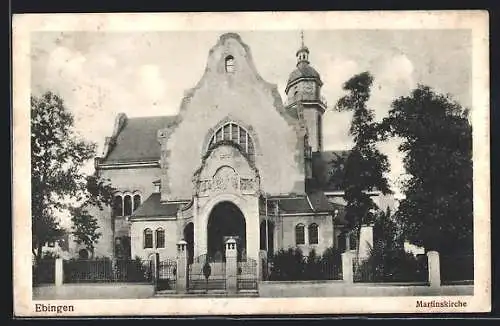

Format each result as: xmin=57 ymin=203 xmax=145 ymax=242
xmin=285 ymin=32 xmax=326 ymax=155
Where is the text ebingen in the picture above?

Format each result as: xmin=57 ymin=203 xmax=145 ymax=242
xmin=35 ymin=303 xmax=75 ymax=313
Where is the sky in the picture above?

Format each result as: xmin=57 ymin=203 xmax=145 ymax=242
xmin=31 ymin=30 xmax=472 ymax=200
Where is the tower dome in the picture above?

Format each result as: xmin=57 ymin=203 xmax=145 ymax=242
xmin=285 ymin=32 xmax=322 ymax=93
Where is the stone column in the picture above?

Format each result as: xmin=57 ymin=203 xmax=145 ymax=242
xmin=225 ymin=237 xmax=238 ymax=294
xmin=176 ymin=240 xmax=188 ymax=293
xmin=55 ymin=258 xmax=63 ymax=286
xmin=427 ymin=251 xmax=441 ymax=288
xmin=341 ymin=251 xmax=353 ymax=283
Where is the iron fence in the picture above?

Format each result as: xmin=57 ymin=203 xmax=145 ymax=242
xmin=33 ymin=258 xmax=56 ymax=285
xmin=157 ymin=259 xmax=177 ymax=290
xmin=440 ymin=254 xmax=474 ymax=284
xmin=237 ymin=258 xmax=258 ymax=290
xmin=188 ymin=254 xmax=226 ymax=291
xmin=63 ymin=258 xmax=153 ymax=283
xmin=353 ymin=254 xmax=428 ymax=283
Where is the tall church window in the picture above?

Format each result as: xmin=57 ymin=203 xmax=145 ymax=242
xmin=156 ymin=228 xmax=165 ymax=248
xmin=295 ymin=224 xmax=305 ymax=245
xmin=124 ymin=195 xmax=132 ymax=216
xmin=113 ymin=195 xmax=123 ymax=217
xmin=208 ymin=122 xmax=255 ymax=160
xmin=133 ymin=194 xmax=141 ymax=212
xmin=308 ymin=223 xmax=319 ymax=245
xmin=225 ymin=55 xmax=235 ymax=73
xmin=144 ymin=229 xmax=153 ymax=249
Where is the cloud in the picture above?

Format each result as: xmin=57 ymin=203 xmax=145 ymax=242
xmin=369 ymin=54 xmax=416 ymax=121
xmin=136 ymin=64 xmax=167 ymax=103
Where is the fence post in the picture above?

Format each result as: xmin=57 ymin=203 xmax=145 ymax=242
xmin=225 ymin=237 xmax=238 ymax=294
xmin=427 ymin=251 xmax=441 ymax=288
xmin=176 ymin=240 xmax=188 ymax=294
xmin=55 ymin=258 xmax=63 ymax=286
xmin=341 ymin=251 xmax=353 ymax=283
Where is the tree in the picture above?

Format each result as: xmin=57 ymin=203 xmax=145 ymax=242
xmin=70 ymin=207 xmax=101 ymax=258
xmin=70 ymin=175 xmax=115 ymax=258
xmin=31 ymin=91 xmax=112 ymax=262
xmin=333 ymin=72 xmax=392 ymax=234
xmin=379 ymin=85 xmax=473 ymax=255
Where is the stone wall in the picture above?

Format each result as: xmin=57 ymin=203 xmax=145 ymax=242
xmin=280 ymin=214 xmax=335 ymax=256
xmin=130 ymin=219 xmax=178 ymax=261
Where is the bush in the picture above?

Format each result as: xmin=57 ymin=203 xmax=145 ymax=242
xmin=269 ymin=247 xmax=342 ymax=281
xmin=354 ymin=242 xmax=428 ymax=283
xmin=319 ymin=247 xmax=343 ymax=280
xmin=269 ymin=247 xmax=306 ymax=281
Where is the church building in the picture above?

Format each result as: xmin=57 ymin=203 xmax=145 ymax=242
xmin=85 ymin=32 xmax=389 ymax=264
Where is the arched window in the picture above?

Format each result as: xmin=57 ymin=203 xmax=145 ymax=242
xmin=208 ymin=122 xmax=255 ymax=159
xmin=133 ymin=194 xmax=141 ymax=212
xmin=225 ymin=55 xmax=235 ymax=73
xmin=124 ymin=195 xmax=132 ymax=216
xmin=113 ymin=195 xmax=123 ymax=217
xmin=295 ymin=224 xmax=305 ymax=245
xmin=308 ymin=223 xmax=319 ymax=245
xmin=156 ymin=228 xmax=165 ymax=248
xmin=144 ymin=229 xmax=153 ymax=249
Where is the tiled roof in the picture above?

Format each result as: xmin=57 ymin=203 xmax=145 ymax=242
xmin=278 ymin=196 xmax=313 ymax=214
xmin=277 ymin=192 xmax=344 ymax=213
xmin=130 ymin=193 xmax=185 ymax=219
xmin=102 ymin=116 xmax=177 ymax=164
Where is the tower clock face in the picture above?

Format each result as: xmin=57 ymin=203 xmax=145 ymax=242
xmin=304 ymin=82 xmax=315 ymax=94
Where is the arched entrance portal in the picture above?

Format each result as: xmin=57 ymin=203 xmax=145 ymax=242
xmin=207 ymin=201 xmax=246 ymax=261
xmin=183 ymin=222 xmax=194 ymax=264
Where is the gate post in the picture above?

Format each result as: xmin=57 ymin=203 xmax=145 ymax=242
xmin=341 ymin=251 xmax=353 ymax=283
xmin=427 ymin=251 xmax=441 ymax=288
xmin=225 ymin=238 xmax=238 ymax=294
xmin=55 ymin=258 xmax=63 ymax=286
xmin=176 ymin=240 xmax=188 ymax=293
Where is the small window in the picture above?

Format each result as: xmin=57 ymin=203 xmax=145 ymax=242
xmin=113 ymin=195 xmax=123 ymax=217
xmin=225 ymin=55 xmax=235 ymax=73
xmin=295 ymin=224 xmax=305 ymax=245
xmin=124 ymin=195 xmax=132 ymax=216
xmin=156 ymin=228 xmax=165 ymax=249
xmin=133 ymin=194 xmax=141 ymax=212
xmin=144 ymin=229 xmax=153 ymax=249
xmin=308 ymin=223 xmax=319 ymax=244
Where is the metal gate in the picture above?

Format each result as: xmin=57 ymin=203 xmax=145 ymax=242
xmin=157 ymin=259 xmax=177 ymax=290
xmin=188 ymin=254 xmax=226 ymax=292
xmin=237 ymin=258 xmax=258 ymax=290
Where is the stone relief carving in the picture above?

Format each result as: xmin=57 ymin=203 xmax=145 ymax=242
xmin=197 ymin=165 xmax=261 ymax=196
xmin=212 ymin=166 xmax=239 ymax=193
xmin=240 ymin=178 xmax=255 ymax=192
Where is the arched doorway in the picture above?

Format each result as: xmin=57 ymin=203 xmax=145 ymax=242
xmin=183 ymin=222 xmax=194 ymax=264
xmin=207 ymin=201 xmax=246 ymax=261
